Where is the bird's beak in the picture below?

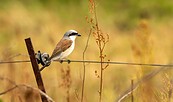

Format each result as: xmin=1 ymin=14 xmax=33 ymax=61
xmin=77 ymin=33 xmax=81 ymax=36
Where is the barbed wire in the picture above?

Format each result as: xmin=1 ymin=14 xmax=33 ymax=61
xmin=0 ymin=59 xmax=173 ymax=67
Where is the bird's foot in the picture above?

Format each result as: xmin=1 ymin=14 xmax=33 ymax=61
xmin=67 ymin=60 xmax=71 ymax=64
xmin=60 ymin=60 xmax=63 ymax=64
xmin=59 ymin=59 xmax=71 ymax=64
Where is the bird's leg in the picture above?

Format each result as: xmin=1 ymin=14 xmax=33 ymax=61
xmin=60 ymin=60 xmax=63 ymax=64
xmin=59 ymin=58 xmax=71 ymax=64
xmin=59 ymin=59 xmax=71 ymax=64
xmin=63 ymin=58 xmax=71 ymax=64
xmin=67 ymin=59 xmax=71 ymax=64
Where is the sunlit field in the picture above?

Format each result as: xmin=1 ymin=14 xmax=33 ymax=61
xmin=0 ymin=0 xmax=173 ymax=102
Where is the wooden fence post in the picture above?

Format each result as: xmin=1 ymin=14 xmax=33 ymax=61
xmin=25 ymin=38 xmax=48 ymax=102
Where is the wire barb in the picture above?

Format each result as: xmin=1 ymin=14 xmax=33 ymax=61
xmin=36 ymin=51 xmax=50 ymax=66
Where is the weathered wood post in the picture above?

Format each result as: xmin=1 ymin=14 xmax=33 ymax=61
xmin=25 ymin=38 xmax=48 ymax=102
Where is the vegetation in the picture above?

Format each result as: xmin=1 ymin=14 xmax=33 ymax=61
xmin=0 ymin=0 xmax=173 ymax=102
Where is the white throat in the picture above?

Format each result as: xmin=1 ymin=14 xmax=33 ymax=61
xmin=69 ymin=36 xmax=77 ymax=41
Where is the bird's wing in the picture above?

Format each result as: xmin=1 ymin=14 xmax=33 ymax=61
xmin=49 ymin=39 xmax=73 ymax=60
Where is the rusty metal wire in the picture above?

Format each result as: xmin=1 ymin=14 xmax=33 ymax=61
xmin=0 ymin=59 xmax=173 ymax=67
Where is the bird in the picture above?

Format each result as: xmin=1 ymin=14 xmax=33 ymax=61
xmin=39 ymin=30 xmax=81 ymax=71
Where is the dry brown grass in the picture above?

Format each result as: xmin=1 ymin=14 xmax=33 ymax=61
xmin=131 ymin=19 xmax=157 ymax=101
xmin=0 ymin=0 xmax=173 ymax=102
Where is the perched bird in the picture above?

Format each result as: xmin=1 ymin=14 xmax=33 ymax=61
xmin=39 ymin=30 xmax=81 ymax=71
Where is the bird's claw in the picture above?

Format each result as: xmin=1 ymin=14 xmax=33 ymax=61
xmin=59 ymin=60 xmax=71 ymax=64
xmin=60 ymin=60 xmax=63 ymax=64
xmin=67 ymin=60 xmax=71 ymax=64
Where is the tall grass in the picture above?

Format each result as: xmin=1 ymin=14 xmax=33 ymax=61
xmin=59 ymin=65 xmax=72 ymax=102
xmin=131 ymin=19 xmax=158 ymax=101
xmin=158 ymin=73 xmax=173 ymax=102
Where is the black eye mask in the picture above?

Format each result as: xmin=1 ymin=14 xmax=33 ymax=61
xmin=69 ymin=32 xmax=78 ymax=36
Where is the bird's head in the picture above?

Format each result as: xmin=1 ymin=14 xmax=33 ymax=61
xmin=64 ymin=30 xmax=81 ymax=40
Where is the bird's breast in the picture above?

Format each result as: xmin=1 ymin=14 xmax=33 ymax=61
xmin=60 ymin=41 xmax=75 ymax=59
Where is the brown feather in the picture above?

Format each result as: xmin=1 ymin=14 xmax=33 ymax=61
xmin=49 ymin=39 xmax=73 ymax=60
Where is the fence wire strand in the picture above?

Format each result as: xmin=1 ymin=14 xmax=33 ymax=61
xmin=0 ymin=60 xmax=173 ymax=67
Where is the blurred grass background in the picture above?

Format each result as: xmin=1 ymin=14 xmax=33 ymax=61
xmin=0 ymin=0 xmax=173 ymax=102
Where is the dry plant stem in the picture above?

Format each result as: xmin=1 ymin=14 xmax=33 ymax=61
xmin=2 ymin=84 xmax=54 ymax=102
xmin=60 ymin=66 xmax=71 ymax=102
xmin=66 ymin=66 xmax=71 ymax=102
xmin=116 ymin=66 xmax=167 ymax=102
xmin=0 ymin=77 xmax=54 ymax=102
xmin=93 ymin=2 xmax=103 ymax=102
xmin=99 ymin=57 xmax=103 ymax=102
xmin=18 ymin=96 xmax=23 ymax=102
xmin=168 ymin=80 xmax=173 ymax=102
xmin=131 ymin=80 xmax=134 ymax=102
xmin=75 ymin=89 xmax=80 ymax=102
xmin=89 ymin=0 xmax=109 ymax=101
xmin=0 ymin=85 xmax=18 ymax=95
xmin=81 ymin=29 xmax=92 ymax=102
xmin=99 ymin=53 xmax=104 ymax=102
